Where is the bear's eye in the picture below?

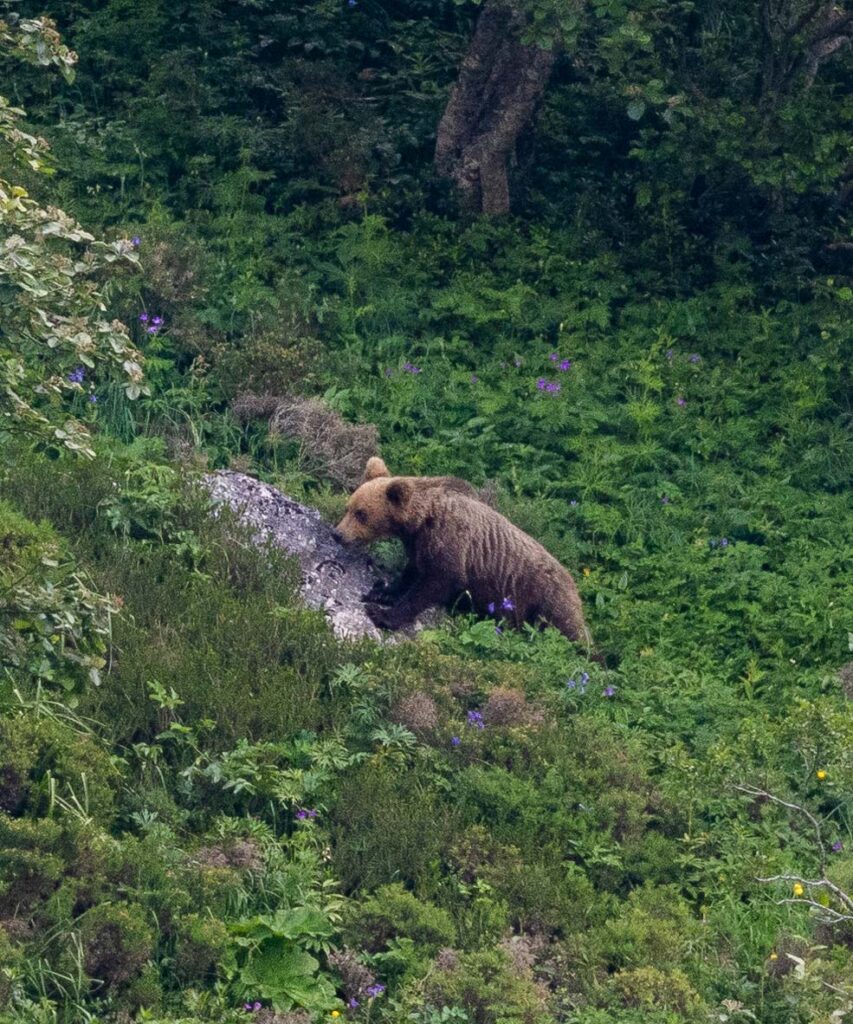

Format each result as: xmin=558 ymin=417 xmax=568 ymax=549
xmin=354 ymin=509 xmax=368 ymax=525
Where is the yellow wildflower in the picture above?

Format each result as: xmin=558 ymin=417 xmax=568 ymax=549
xmin=792 ymin=883 xmax=804 ymax=897
xmin=816 ymin=769 xmax=827 ymax=781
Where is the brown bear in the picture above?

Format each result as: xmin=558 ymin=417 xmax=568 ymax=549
xmin=335 ymin=457 xmax=591 ymax=650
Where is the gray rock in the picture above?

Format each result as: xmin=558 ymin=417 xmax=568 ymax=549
xmin=203 ymin=470 xmax=441 ymax=641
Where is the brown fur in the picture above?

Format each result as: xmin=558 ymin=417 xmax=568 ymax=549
xmin=336 ymin=458 xmax=591 ymax=649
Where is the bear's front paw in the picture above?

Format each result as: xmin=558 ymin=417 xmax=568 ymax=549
xmin=364 ymin=601 xmax=399 ymax=630
xmin=363 ymin=579 xmax=395 ymax=605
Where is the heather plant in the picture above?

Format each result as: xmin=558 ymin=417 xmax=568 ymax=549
xmin=343 ymin=884 xmax=456 ymax=955
xmin=417 ymin=946 xmax=550 ymax=1024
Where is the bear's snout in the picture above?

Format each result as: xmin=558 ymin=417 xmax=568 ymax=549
xmin=334 ymin=515 xmax=362 ymax=545
xmin=333 ymin=519 xmax=352 ymax=544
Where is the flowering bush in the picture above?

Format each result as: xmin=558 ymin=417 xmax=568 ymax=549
xmin=0 ymin=499 xmax=117 ymax=690
xmin=0 ymin=15 xmax=145 ymax=458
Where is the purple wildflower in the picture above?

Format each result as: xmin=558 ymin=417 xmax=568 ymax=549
xmin=365 ymin=984 xmax=385 ymax=998
xmin=501 ymin=597 xmax=515 ymax=612
xmin=467 ymin=710 xmax=485 ymax=729
xmin=67 ymin=367 xmax=85 ymax=384
xmin=451 ymin=736 xmax=461 ymax=747
xmin=676 ymin=396 xmax=686 ymax=407
xmin=570 ymin=499 xmax=578 ymax=507
xmin=348 ymin=998 xmax=360 ymax=1009
xmin=832 ymin=840 xmax=843 ymax=853
xmin=549 ymin=352 xmax=559 ymax=362
xmin=566 ymin=679 xmax=576 ymax=689
xmin=536 ymin=378 xmax=548 ymax=391
xmin=348 ymin=0 xmax=357 ymax=6
xmin=487 ymin=601 xmax=496 ymax=614
xmin=660 ymin=495 xmax=670 ymax=505
xmin=665 ymin=349 xmax=674 ymax=360
xmin=603 ymin=685 xmax=617 ymax=698
xmin=146 ymin=325 xmax=158 ymax=334
xmin=547 ymin=381 xmax=561 ymax=393
xmin=688 ymin=353 xmax=701 ymax=364
xmin=495 ymin=626 xmax=503 ymax=636
xmin=719 ymin=537 xmax=729 ymax=548
xmin=580 ymin=672 xmax=590 ymax=684
xmin=151 ymin=315 xmax=163 ymax=326
xmin=138 ymin=312 xmax=149 ymax=323
xmin=471 ymin=375 xmax=479 ymax=383
xmin=558 ymin=359 xmax=572 ymax=371
xmin=131 ymin=235 xmax=141 ymax=247
xmin=88 ymin=394 xmax=98 ymax=403
xmin=295 ymin=808 xmax=318 ymax=820
xmin=402 ymin=361 xmax=421 ymax=374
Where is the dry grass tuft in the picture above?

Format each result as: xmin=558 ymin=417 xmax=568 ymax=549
xmin=389 ymin=692 xmax=440 ymax=735
xmin=269 ymin=396 xmax=379 ymax=490
xmin=483 ymin=687 xmax=543 ymax=727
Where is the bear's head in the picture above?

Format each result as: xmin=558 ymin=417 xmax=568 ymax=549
xmin=335 ymin=457 xmax=415 ymax=544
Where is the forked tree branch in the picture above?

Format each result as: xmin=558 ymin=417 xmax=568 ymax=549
xmin=736 ymin=784 xmax=852 ymax=925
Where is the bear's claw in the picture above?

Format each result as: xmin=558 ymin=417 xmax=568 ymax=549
xmin=364 ymin=601 xmax=397 ymax=629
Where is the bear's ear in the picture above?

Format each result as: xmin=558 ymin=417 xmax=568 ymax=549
xmin=386 ymin=479 xmax=412 ymax=508
xmin=363 ymin=456 xmax=390 ymax=482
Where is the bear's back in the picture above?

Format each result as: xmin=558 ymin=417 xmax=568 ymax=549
xmin=413 ymin=486 xmax=566 ymax=578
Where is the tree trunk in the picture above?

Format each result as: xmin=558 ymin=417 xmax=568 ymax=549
xmin=759 ymin=1 xmax=852 ymax=103
xmin=434 ymin=0 xmax=556 ymax=215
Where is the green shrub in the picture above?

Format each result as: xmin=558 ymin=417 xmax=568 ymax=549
xmin=122 ymin=962 xmax=164 ymax=1013
xmin=0 ymin=716 xmax=117 ymax=824
xmin=0 ymin=814 xmax=65 ymax=916
xmin=345 ymin=883 xmax=456 ymax=953
xmin=331 ymin=762 xmax=458 ymax=892
xmin=77 ymin=902 xmax=155 ymax=991
xmin=608 ymin=966 xmax=705 ymax=1018
xmin=594 ymin=884 xmax=706 ymax=972
xmin=0 ymin=925 xmax=23 ymax=1005
xmin=419 ymin=947 xmax=550 ymax=1024
xmin=174 ymin=913 xmax=233 ymax=984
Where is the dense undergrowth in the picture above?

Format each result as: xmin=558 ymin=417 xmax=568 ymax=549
xmin=2 ymin=1 xmax=853 ymax=1022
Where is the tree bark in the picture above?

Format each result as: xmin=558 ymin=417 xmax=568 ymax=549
xmin=760 ymin=1 xmax=852 ymax=102
xmin=434 ymin=0 xmax=556 ymax=215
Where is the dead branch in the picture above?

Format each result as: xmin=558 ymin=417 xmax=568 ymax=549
xmin=737 ymin=783 xmax=853 ymax=927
